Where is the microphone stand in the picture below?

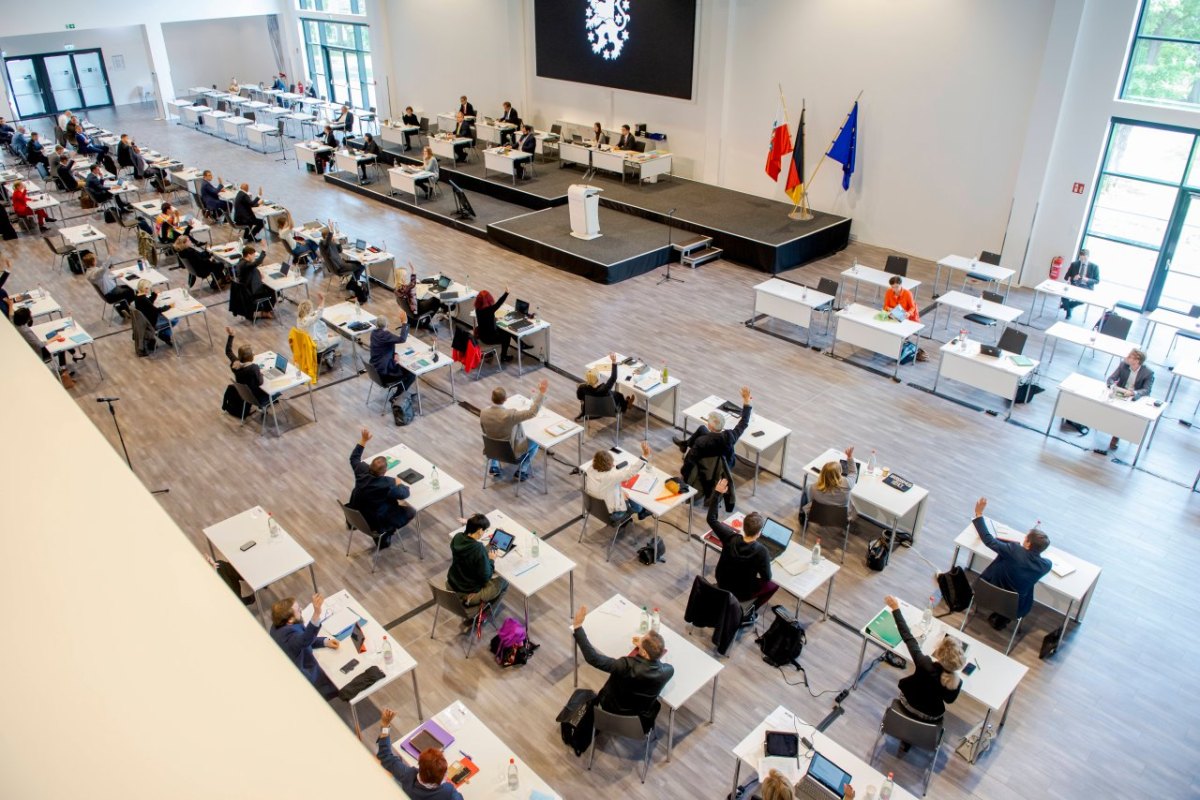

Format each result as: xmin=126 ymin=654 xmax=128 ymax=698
xmin=98 ymin=398 xmax=169 ymax=495
xmin=657 ymin=207 xmax=684 ymax=286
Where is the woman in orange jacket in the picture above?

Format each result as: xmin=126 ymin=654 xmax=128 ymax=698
xmin=883 ymin=275 xmax=920 ymax=322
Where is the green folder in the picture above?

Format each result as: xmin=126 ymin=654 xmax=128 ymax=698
xmin=385 ymin=455 xmax=400 ymax=471
xmin=1009 ymin=354 xmax=1034 ymax=367
xmin=866 ymin=609 xmax=902 ymax=648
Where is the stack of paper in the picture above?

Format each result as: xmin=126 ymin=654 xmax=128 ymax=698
xmin=776 ymin=550 xmax=812 ymax=576
xmin=321 ymin=608 xmax=361 ymax=638
xmin=630 ymin=473 xmax=658 ymax=493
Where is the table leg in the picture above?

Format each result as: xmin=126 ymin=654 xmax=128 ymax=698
xmin=1044 ymin=392 xmax=1064 ymax=437
xmin=92 ymin=341 xmax=104 ymax=380
xmin=951 ymin=544 xmax=961 ymax=570
xmin=351 ymin=701 xmax=363 ymax=741
xmin=569 ymin=572 xmax=575 ymax=616
xmin=203 ymin=313 xmax=213 ymax=349
xmin=731 ymin=760 xmax=742 ymax=800
xmin=449 ymin=361 xmax=457 ymax=402
xmin=932 ymin=263 xmax=943 ymax=298
xmin=308 ymin=564 xmax=318 ymax=592
xmin=458 ymin=491 xmax=464 ymax=518
xmin=256 ymin=594 xmax=266 ymax=624
xmin=573 ymin=639 xmax=579 ymax=688
xmin=414 ymin=381 xmax=424 ymax=416
xmin=822 ymin=574 xmax=835 ymax=621
xmin=516 ymin=335 xmax=524 ymax=376
xmin=852 ymin=635 xmax=869 ymax=689
xmin=752 ymin=451 xmax=761 ymax=496
xmin=666 ymin=708 xmax=675 ymax=761
xmin=710 ymin=675 xmax=719 ymax=722
xmin=932 ymin=359 xmax=943 ymax=394
xmin=307 ymin=382 xmax=317 ymax=422
xmin=412 ymin=670 xmax=424 ymax=720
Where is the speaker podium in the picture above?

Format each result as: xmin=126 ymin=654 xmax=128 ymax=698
xmin=568 ymin=184 xmax=603 ymax=240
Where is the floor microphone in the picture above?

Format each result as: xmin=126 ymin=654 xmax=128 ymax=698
xmin=96 ymin=397 xmax=120 ymax=403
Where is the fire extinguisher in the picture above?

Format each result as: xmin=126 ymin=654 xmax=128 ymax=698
xmin=1049 ymin=255 xmax=1063 ymax=280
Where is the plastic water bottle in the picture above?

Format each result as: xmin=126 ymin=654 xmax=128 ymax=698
xmin=661 ymin=362 xmax=669 ymax=383
xmin=651 ymin=607 xmax=661 ymax=632
xmin=138 ymin=259 xmax=145 ymax=272
xmin=531 ymin=529 xmax=540 ymax=557
xmin=801 ymin=284 xmax=808 ymax=300
xmin=959 ymin=328 xmax=968 ymax=350
xmin=922 ymin=596 xmax=934 ymax=634
xmin=36 ymin=284 xmax=44 ymax=299
xmin=639 ymin=606 xmax=650 ymax=633
xmin=507 ymin=758 xmax=519 ymax=789
xmin=811 ymin=538 xmax=821 ymax=565
xmin=430 ymin=467 xmax=440 ymax=491
xmin=853 ymin=256 xmax=859 ymax=272
xmin=382 ymin=635 xmax=394 ymax=666
xmin=866 ymin=449 xmax=878 ymax=477
xmin=880 ymin=772 xmax=894 ymax=800
xmin=268 ymin=514 xmax=280 ymax=540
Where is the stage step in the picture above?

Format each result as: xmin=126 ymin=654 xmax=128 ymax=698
xmin=681 ymin=246 xmax=723 ymax=268
xmin=673 ymin=234 xmax=713 ymax=255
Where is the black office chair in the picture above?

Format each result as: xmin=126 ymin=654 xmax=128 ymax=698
xmin=870 ymin=705 xmax=944 ymax=796
xmin=884 ymin=255 xmax=909 ymax=277
xmin=814 ymin=276 xmax=841 ymax=332
xmin=578 ymin=490 xmax=635 ymax=562
xmin=428 ymin=579 xmax=496 ymax=658
xmin=587 ymin=706 xmax=659 ymax=783
xmin=482 ymin=435 xmax=525 ymax=496
xmin=803 ymin=501 xmax=851 ymax=564
xmin=363 ymin=362 xmax=407 ymax=414
xmin=997 ymin=327 xmax=1028 ymax=355
xmin=1098 ymin=312 xmax=1133 ymax=340
xmin=963 ymin=250 xmax=1003 ymax=291
xmin=340 ymin=501 xmax=389 ymax=573
xmin=582 ymin=392 xmax=622 ymax=445
xmin=962 ymin=290 xmax=1006 ymax=340
xmin=960 ymin=578 xmax=1023 ymax=655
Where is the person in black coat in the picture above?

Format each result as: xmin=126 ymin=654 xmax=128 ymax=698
xmin=235 ymin=245 xmax=274 ymax=317
xmin=357 ymin=133 xmax=381 ymax=181
xmin=1060 ymin=248 xmax=1099 ymax=319
xmin=676 ymin=386 xmax=753 ymax=473
xmin=971 ymin=497 xmax=1053 ymax=629
xmin=708 ymin=478 xmax=778 ymax=616
xmin=572 ymin=605 xmax=675 ymax=732
xmin=472 ymin=287 xmax=513 ymax=361
xmin=116 ymin=134 xmax=142 ymax=179
xmin=133 ymin=279 xmax=174 ymax=343
xmin=199 ymin=170 xmax=230 ymax=220
xmin=399 ymin=106 xmax=420 ymax=151
xmin=615 ymin=124 xmax=637 ymax=150
xmin=269 ymin=593 xmax=339 ymax=700
xmin=576 ymin=351 xmax=628 ymax=419
xmin=224 ymin=328 xmax=270 ymax=405
xmin=451 ymin=112 xmax=473 ymax=163
xmin=513 ymin=124 xmax=536 ymax=179
xmin=591 ymin=122 xmax=608 ymax=146
xmin=498 ymin=101 xmax=519 ymax=145
xmin=883 ymin=594 xmax=965 ymax=739
xmin=457 ymin=96 xmax=475 ymax=118
xmin=348 ymin=428 xmax=415 ymax=543
xmin=232 ymin=183 xmax=264 ymax=242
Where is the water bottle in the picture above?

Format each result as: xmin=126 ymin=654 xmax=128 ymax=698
xmin=852 ymin=256 xmax=859 ymax=272
xmin=430 ymin=466 xmax=440 ymax=491
xmin=866 ymin=449 xmax=878 ymax=477
xmin=530 ymin=529 xmax=540 ymax=558
xmin=639 ymin=606 xmax=650 ymax=633
xmin=138 ymin=259 xmax=145 ymax=272
xmin=922 ymin=596 xmax=934 ymax=636
xmin=651 ymin=607 xmax=661 ymax=632
xmin=382 ymin=635 xmax=394 ymax=666
xmin=959 ymin=328 xmax=968 ymax=351
xmin=37 ymin=284 xmax=44 ymax=299
xmin=507 ymin=758 xmax=519 ymax=789
xmin=268 ymin=514 xmax=280 ymax=540
xmin=880 ymin=772 xmax=894 ymax=800
xmin=661 ymin=362 xmax=669 ymax=383
xmin=811 ymin=538 xmax=821 ymax=565
xmin=801 ymin=284 xmax=808 ymax=300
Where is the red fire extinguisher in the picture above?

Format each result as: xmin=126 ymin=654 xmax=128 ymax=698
xmin=1049 ymin=255 xmax=1063 ymax=280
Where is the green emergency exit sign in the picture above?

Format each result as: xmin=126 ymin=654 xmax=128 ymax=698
xmin=65 ymin=23 xmax=75 ymax=29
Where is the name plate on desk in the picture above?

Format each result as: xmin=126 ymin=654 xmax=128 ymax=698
xmin=883 ymin=473 xmax=914 ymax=492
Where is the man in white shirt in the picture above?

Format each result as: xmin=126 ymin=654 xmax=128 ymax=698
xmin=584 ymin=441 xmax=653 ymax=522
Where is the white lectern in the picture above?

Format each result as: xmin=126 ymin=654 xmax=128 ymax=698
xmin=568 ymin=184 xmax=603 ymax=240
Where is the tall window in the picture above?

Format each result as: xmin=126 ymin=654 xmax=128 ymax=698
xmin=1081 ymin=120 xmax=1200 ymax=312
xmin=1121 ymin=0 xmax=1200 ymax=110
xmin=297 ymin=0 xmax=365 ymax=15
xmin=300 ymin=20 xmax=375 ymax=110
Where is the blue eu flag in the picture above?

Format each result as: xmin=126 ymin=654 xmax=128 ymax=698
xmin=827 ymin=102 xmax=858 ymax=191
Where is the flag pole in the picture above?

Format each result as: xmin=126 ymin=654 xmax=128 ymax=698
xmin=800 ymin=89 xmax=864 ymax=204
xmin=789 ymin=98 xmax=813 ymax=221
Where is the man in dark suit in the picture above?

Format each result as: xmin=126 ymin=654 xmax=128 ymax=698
xmin=334 ymin=104 xmax=354 ymax=135
xmin=1060 ymin=248 xmax=1099 ymax=319
xmin=708 ymin=478 xmax=777 ymax=622
xmin=269 ymin=593 xmax=340 ymax=700
xmin=348 ymin=428 xmax=416 ymax=545
xmin=452 ymin=111 xmax=473 ymax=163
xmin=513 ymin=124 xmax=536 ymax=180
xmin=368 ymin=311 xmax=415 ymax=392
xmin=235 ymin=245 xmax=274 ymax=317
xmin=24 ymin=132 xmax=48 ymax=169
xmin=55 ymin=150 xmax=80 ymax=191
xmin=615 ymin=124 xmax=637 ymax=150
xmin=0 ymin=117 xmax=13 ymax=146
xmin=115 ymin=134 xmax=142 ymax=178
xmin=85 ymin=164 xmax=132 ymax=211
xmin=499 ymin=101 xmax=519 ymax=145
xmin=1103 ymin=348 xmax=1154 ymax=453
xmin=572 ymin=605 xmax=675 ymax=732
xmin=971 ymin=497 xmax=1052 ymax=630
xmin=458 ymin=95 xmax=475 ymax=118
xmin=199 ymin=170 xmax=229 ymax=219
xmin=399 ymin=106 xmax=419 ymax=151
xmin=233 ymin=182 xmax=265 ymax=241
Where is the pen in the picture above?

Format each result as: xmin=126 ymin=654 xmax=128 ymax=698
xmin=458 ymin=749 xmax=472 ymax=761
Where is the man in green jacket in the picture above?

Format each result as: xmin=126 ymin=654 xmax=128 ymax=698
xmin=447 ymin=513 xmax=509 ymax=611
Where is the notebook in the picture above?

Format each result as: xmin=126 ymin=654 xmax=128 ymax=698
xmin=397 ymin=468 xmax=423 ymax=484
xmin=1010 ymin=354 xmax=1034 ymax=367
xmin=509 ymin=318 xmax=534 ymax=332
xmin=1050 ymin=559 xmax=1076 ymax=578
xmin=400 ymin=720 xmax=455 ymax=759
xmin=776 ymin=549 xmax=812 ymax=576
xmin=865 ymin=608 xmax=902 ymax=648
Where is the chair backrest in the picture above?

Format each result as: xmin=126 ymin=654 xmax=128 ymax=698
xmin=881 ymin=706 xmax=942 ymax=751
xmin=582 ymin=490 xmax=614 ymax=523
xmin=245 ymin=111 xmax=256 ymax=123
xmin=817 ymin=277 xmax=840 ymax=297
xmin=419 ymin=117 xmax=429 ymax=133
xmin=583 ymin=392 xmax=619 ymax=419
xmin=593 ymin=707 xmax=648 ymax=740
xmin=884 ymin=255 xmax=908 ymax=276
xmin=807 ymin=501 xmax=850 ymax=527
xmin=1188 ymin=304 xmax=1200 ymax=318
xmin=341 ymin=502 xmax=375 ymax=536
xmin=482 ymin=435 xmax=519 ymax=465
xmin=997 ymin=327 xmax=1027 ymax=355
xmin=429 ymin=579 xmax=472 ymax=618
xmin=363 ymin=361 xmax=392 ymax=389
xmin=973 ymin=578 xmax=1020 ymax=620
xmin=1099 ymin=312 xmax=1132 ymax=341
xmin=978 ymin=250 xmax=1002 ymax=266
xmin=982 ymin=290 xmax=1004 ymax=304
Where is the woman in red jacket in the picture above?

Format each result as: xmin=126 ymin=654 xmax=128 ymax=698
xmin=11 ymin=180 xmax=53 ymax=232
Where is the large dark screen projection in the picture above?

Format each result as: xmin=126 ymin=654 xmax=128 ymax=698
xmin=534 ymin=0 xmax=698 ymax=100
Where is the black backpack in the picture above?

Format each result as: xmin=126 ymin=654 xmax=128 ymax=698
xmin=866 ymin=537 xmax=890 ymax=571
xmin=937 ymin=566 xmax=974 ymax=613
xmin=214 ymin=559 xmax=255 ymax=606
xmin=637 ymin=537 xmax=665 ymax=565
xmin=756 ymin=605 xmax=805 ymax=669
xmin=222 ymin=384 xmax=251 ymax=418
xmin=391 ymin=392 xmax=415 ymax=426
xmin=557 ymin=688 xmax=596 ymax=756
xmin=66 ymin=251 xmax=85 ymax=275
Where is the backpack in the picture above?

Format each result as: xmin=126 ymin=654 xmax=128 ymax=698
xmin=637 ymin=537 xmax=665 ymax=565
xmin=103 ymin=208 xmax=117 ymax=224
xmin=348 ymin=276 xmax=369 ymax=304
xmin=214 ymin=559 xmax=255 ymax=606
xmin=222 ymin=384 xmax=250 ymax=418
xmin=1014 ymin=381 xmax=1044 ymax=404
xmin=756 ymin=605 xmax=805 ymax=669
xmin=150 ymin=173 xmax=169 ymax=193
xmin=899 ymin=340 xmax=918 ymax=365
xmin=391 ymin=392 xmax=415 ymax=426
xmin=937 ymin=566 xmax=974 ymax=613
xmin=866 ymin=536 xmax=890 ymax=571
xmin=556 ymin=688 xmax=596 ymax=756
xmin=66 ymin=251 xmax=85 ymax=275
xmin=488 ymin=617 xmax=538 ymax=668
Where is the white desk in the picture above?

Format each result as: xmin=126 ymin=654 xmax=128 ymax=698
xmin=387 ymin=166 xmax=435 ymax=206
xmin=483 ymin=147 xmax=532 ymax=185
xmin=751 ymin=278 xmax=837 ymax=345
xmin=180 ymin=105 xmax=204 ymax=126
xmin=503 ymin=394 xmax=583 ymax=494
xmin=474 ymin=120 xmax=516 ymax=147
xmin=303 ymin=589 xmax=422 ymax=737
xmin=1141 ymin=306 xmax=1200 ymax=351
xmin=294 ymin=141 xmax=332 ymax=168
xmin=393 ymin=701 xmax=561 ymax=799
xmin=219 ymin=115 xmax=252 ymax=143
xmin=9 ymin=288 xmax=62 ymax=321
xmin=700 ymin=512 xmax=839 ymax=621
xmin=157 ymin=288 xmax=212 ymax=356
xmin=583 ymin=353 xmax=681 ymax=436
xmin=575 ymin=594 xmax=723 ymax=760
xmin=933 ymin=338 xmax=1038 ymax=419
xmin=1038 ymin=320 xmax=1133 ymax=369
xmin=833 ymin=303 xmax=925 ymax=379
xmin=334 ymin=149 xmax=376 ymax=181
xmin=730 ymin=706 xmax=919 ymax=800
xmin=341 ymin=245 xmax=395 ymax=287
xmin=370 ymin=443 xmax=465 ymax=554
xmin=110 ymin=263 xmax=169 ymax=291
xmin=624 ymin=151 xmax=673 ymax=184
xmin=682 ymin=395 xmax=791 ymax=495
xmin=558 ymin=141 xmax=592 ymax=170
xmin=580 ymin=448 xmax=696 ymax=560
xmin=322 ymin=301 xmax=377 ymax=368
xmin=200 ymin=109 xmax=230 ymax=134
xmin=246 ymin=123 xmax=283 ymax=154
xmin=840 ymin=263 xmax=920 ymax=304
xmin=30 ymin=317 xmax=102 ymax=382
xmin=933 ymin=254 xmax=1015 ymax=298
xmin=419 ymin=276 xmax=477 ymax=314
xmin=494 ymin=307 xmax=551 ymax=376
xmin=802 ymin=448 xmax=930 ymax=553
xmin=448 ymin=509 xmax=575 ymax=639
xmin=1032 ymin=278 xmax=1115 ymax=326
xmin=1166 ymin=357 xmax=1200 ymax=424
xmin=854 ymin=599 xmax=1027 ymax=763
xmin=929 ymin=290 xmax=1023 ymax=338
xmin=380 ymin=123 xmax=419 ymax=149
xmin=260 ymin=263 xmax=310 ymax=303
xmin=394 ymin=336 xmax=456 ymax=415
xmin=1045 ymin=372 xmax=1166 ymax=467
xmin=58 ymin=223 xmax=109 ymax=260
xmin=168 ymin=167 xmax=203 ymax=195
xmin=952 ymin=519 xmax=1102 ymax=636
xmin=431 ymin=136 xmax=471 ymax=163
xmin=255 ymin=350 xmax=319 ymax=431
xmin=202 ymin=506 xmax=317 ymax=623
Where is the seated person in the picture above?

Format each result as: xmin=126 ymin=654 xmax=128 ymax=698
xmin=416 ymin=146 xmax=439 ymax=199
xmin=513 ymin=124 xmax=536 ymax=179
xmin=235 ymin=245 xmax=274 ymax=318
xmin=457 ymin=96 xmax=475 ymax=118
xmin=399 ymin=106 xmax=419 ymax=151
xmin=883 ymin=274 xmax=919 ymax=322
xmin=708 ymin=477 xmax=778 ymax=620
xmin=375 ymin=708 xmax=464 ymax=799
xmin=316 ymin=125 xmax=338 ymax=172
xmin=333 ymin=104 xmax=354 ymax=134
xmin=674 ymin=385 xmax=753 ymax=499
xmin=803 ymin=446 xmax=858 ymax=535
xmin=451 ymin=111 xmax=473 ymax=163
xmin=224 ymin=327 xmax=270 ymax=404
xmin=84 ymin=164 xmax=132 ymax=212
xmin=971 ymin=497 xmax=1052 ymax=630
xmin=357 ymin=133 xmax=381 ymax=182
xmin=232 ymin=183 xmax=265 ymax=242
xmin=760 ymin=770 xmax=855 ymax=800
xmin=498 ymin=101 xmax=520 ymax=145
xmin=85 ymin=253 xmax=134 ymax=319
xmin=116 ymin=134 xmax=143 ymax=179
xmin=473 ymin=288 xmax=513 ymax=361
xmin=615 ymin=124 xmax=637 ymax=150
xmin=56 ymin=153 xmax=80 ymax=192
xmin=480 ymin=380 xmax=548 ymax=482
xmin=269 ymin=593 xmax=339 ymax=701
xmin=199 ymin=170 xmax=230 ymax=219
xmin=394 ymin=264 xmax=444 ymax=326
xmin=176 ymin=237 xmax=226 ymax=290
xmin=368 ymin=311 xmax=415 ymax=392
xmin=576 ymin=352 xmax=629 ymax=419
xmin=1060 ymin=248 xmax=1099 ymax=319
xmin=447 ymin=513 xmax=510 ymax=612
xmin=572 ymin=604 xmax=674 ymax=732
xmin=24 ymin=132 xmax=48 ymax=169
xmin=584 ymin=441 xmax=653 ymax=522
xmin=75 ymin=129 xmax=108 ymax=156
xmin=0 ymin=117 xmax=13 ymax=146
xmin=591 ymin=122 xmax=608 ymax=146
xmin=1102 ymin=348 xmax=1154 ymax=453
xmin=319 ymin=228 xmax=367 ymax=301
xmin=228 ymin=78 xmax=240 ymax=93
xmin=348 ymin=428 xmax=415 ymax=545
xmin=296 ymin=292 xmax=341 ymax=361
xmin=133 ymin=279 xmax=174 ymax=343
xmin=10 ymin=304 xmax=82 ymax=378
xmin=155 ymin=201 xmax=192 ymax=244
xmin=10 ymin=180 xmax=53 ymax=232
xmin=882 ymin=594 xmax=965 ymax=738
xmin=11 ymin=126 xmax=28 ymax=158
xmin=272 ymin=73 xmax=287 ymax=92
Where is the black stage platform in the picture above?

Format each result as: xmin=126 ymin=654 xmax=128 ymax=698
xmin=487 ymin=207 xmax=673 ymax=284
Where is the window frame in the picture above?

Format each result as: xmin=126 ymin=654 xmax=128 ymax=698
xmin=1119 ymin=0 xmax=1200 ymax=109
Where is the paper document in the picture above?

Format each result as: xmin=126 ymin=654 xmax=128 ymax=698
xmin=776 ymin=550 xmax=812 ymax=576
xmin=758 ymin=757 xmax=801 ymax=787
xmin=508 ymin=557 xmax=541 ymax=576
xmin=1050 ymin=560 xmax=1076 ymax=578
xmin=321 ymin=608 xmax=360 ymax=638
xmin=630 ymin=473 xmax=658 ymax=493
xmin=545 ymin=420 xmax=575 ymax=437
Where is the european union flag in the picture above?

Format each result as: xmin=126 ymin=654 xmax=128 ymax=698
xmin=827 ymin=101 xmax=858 ymax=191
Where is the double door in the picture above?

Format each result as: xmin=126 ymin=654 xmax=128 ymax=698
xmin=4 ymin=49 xmax=112 ymax=119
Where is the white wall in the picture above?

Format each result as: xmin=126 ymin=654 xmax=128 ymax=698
xmin=162 ymin=16 xmax=281 ymax=96
xmin=0 ymin=26 xmax=155 ymax=107
xmin=1 ymin=0 xmax=283 ymax=38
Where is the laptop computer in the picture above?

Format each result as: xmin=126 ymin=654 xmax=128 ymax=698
xmin=514 ymin=298 xmax=530 ymax=317
xmin=509 ymin=318 xmax=535 ymax=332
xmin=758 ymin=518 xmax=794 ymax=561
xmin=797 ymin=751 xmax=853 ymax=800
xmin=263 ymin=353 xmax=287 ymax=380
xmin=572 ymin=133 xmax=583 ymax=143
xmin=487 ymin=528 xmax=517 ymax=555
xmin=354 ymin=238 xmax=367 ymax=251
xmin=550 ymin=124 xmax=562 ymax=135
xmin=436 ymin=275 xmax=452 ymax=290
xmin=440 ymin=291 xmax=460 ymax=301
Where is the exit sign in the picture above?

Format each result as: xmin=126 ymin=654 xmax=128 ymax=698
xmin=65 ymin=23 xmax=75 ymax=29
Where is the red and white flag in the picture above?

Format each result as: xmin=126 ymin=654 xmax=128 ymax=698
xmin=765 ymin=97 xmax=792 ymax=182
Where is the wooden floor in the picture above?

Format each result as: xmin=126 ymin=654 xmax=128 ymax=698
xmin=8 ymin=104 xmax=1200 ymax=799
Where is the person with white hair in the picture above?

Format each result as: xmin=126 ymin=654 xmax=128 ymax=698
xmin=675 ymin=385 xmax=752 ymax=471
xmin=575 ymin=351 xmax=628 ymax=420
xmin=882 ymin=594 xmax=966 ymax=751
xmin=368 ymin=308 xmax=415 ymax=392
xmin=133 ymin=279 xmax=174 ymax=344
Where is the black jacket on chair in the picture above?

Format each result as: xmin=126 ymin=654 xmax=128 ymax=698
xmin=573 ymin=626 xmax=673 ymax=731
xmin=684 ymin=575 xmax=742 ymax=656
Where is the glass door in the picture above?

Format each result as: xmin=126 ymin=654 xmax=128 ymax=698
xmin=3 ymin=49 xmax=112 ymax=119
xmin=73 ymin=51 xmax=110 ymax=107
xmin=1153 ymin=191 xmax=1200 ymax=313
xmin=45 ymin=55 xmax=83 ymax=111
xmin=5 ymin=59 xmax=45 ymax=117
xmin=327 ymin=50 xmax=349 ymax=106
